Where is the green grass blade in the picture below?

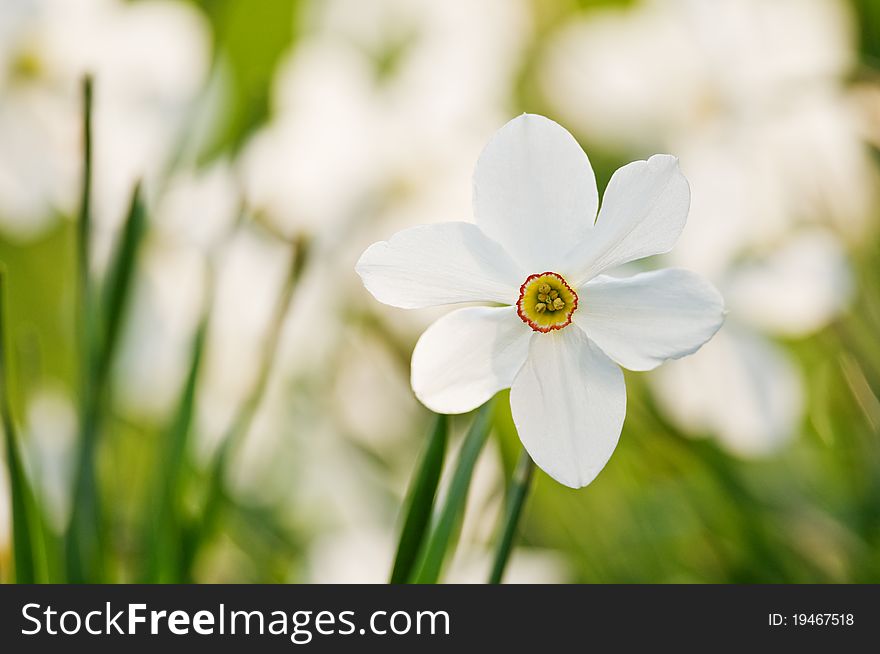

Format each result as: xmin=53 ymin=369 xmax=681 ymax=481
xmin=66 ymin=75 xmax=97 ymax=584
xmin=412 ymin=402 xmax=494 ymax=584
xmin=389 ymin=414 xmax=448 ymax=584
xmin=98 ymin=184 xmax=147 ymax=376
xmin=67 ymin=183 xmax=147 ymax=583
xmin=0 ymin=268 xmax=48 ymax=583
xmin=144 ymin=316 xmax=208 ymax=583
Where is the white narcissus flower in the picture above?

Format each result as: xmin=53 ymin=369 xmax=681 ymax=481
xmin=540 ymin=0 xmax=877 ymax=243
xmin=0 ymin=0 xmax=211 ymax=243
xmin=239 ymin=0 xmax=528 ymax=243
xmin=356 ymin=114 xmax=725 ymax=488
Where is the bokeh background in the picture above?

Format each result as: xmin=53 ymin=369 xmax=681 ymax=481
xmin=1 ymin=0 xmax=880 ymax=583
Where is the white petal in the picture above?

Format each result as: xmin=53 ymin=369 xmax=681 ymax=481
xmin=651 ymin=327 xmax=802 ymax=458
xmin=724 ymin=230 xmax=851 ymax=338
xmin=573 ymin=268 xmax=725 ymax=371
xmin=566 ymin=155 xmax=690 ymax=285
xmin=510 ymin=328 xmax=625 ymax=488
xmin=356 ymin=222 xmax=523 ymax=309
xmin=411 ymin=307 xmax=532 ymax=414
xmin=473 ymin=114 xmax=599 ymax=272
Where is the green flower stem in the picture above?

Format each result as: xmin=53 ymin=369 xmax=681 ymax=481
xmin=488 ymin=448 xmax=535 ymax=584
xmin=389 ymin=414 xmax=448 ymax=584
xmin=412 ymin=402 xmax=494 ymax=584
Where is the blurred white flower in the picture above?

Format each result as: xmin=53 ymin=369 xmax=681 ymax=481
xmin=239 ymin=0 xmax=529 ymax=242
xmin=544 ymin=0 xmax=852 ymax=142
xmin=332 ymin=334 xmax=421 ymax=449
xmin=151 ymin=161 xmax=240 ymax=253
xmin=654 ymin=326 xmax=803 ymax=457
xmin=114 ymin=162 xmax=239 ymax=420
xmin=0 ymin=0 xmax=211 ymax=246
xmin=722 ymin=231 xmax=852 ymax=338
xmin=541 ymin=0 xmax=877 ymax=243
xmin=237 ymin=39 xmax=380 ymax=243
xmin=653 ymin=230 xmax=852 ymax=456
xmin=0 ymin=0 xmax=78 ymax=238
xmin=114 ymin=246 xmax=208 ymax=419
xmin=357 ymin=114 xmax=724 ymax=488
xmin=24 ymin=384 xmax=77 ymax=532
xmin=196 ymin=224 xmax=293 ymax=451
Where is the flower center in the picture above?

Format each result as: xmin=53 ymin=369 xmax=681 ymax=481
xmin=516 ymin=272 xmax=578 ymax=333
xmin=8 ymin=44 xmax=43 ymax=84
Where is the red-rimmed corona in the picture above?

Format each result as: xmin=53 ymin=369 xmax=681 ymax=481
xmin=516 ymin=272 xmax=578 ymax=332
